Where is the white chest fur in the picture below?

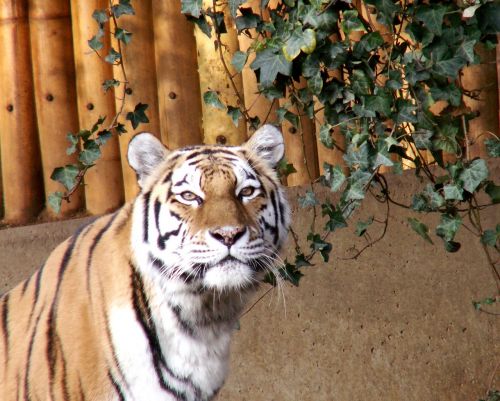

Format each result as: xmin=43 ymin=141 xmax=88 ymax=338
xmin=109 ymin=288 xmax=237 ymax=401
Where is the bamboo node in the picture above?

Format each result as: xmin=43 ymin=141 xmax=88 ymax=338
xmin=125 ymin=87 xmax=133 ymax=95
xmin=6 ymin=105 xmax=13 ymax=112
xmin=46 ymin=94 xmax=54 ymax=102
xmin=168 ymin=92 xmax=177 ymax=99
xmin=86 ymin=103 xmax=94 ymax=110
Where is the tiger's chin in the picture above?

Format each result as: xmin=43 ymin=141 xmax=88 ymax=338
xmin=201 ymin=256 xmax=265 ymax=292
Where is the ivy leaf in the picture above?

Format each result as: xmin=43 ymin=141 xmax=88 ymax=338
xmin=323 ymin=163 xmax=346 ymax=192
xmin=415 ymin=4 xmax=447 ymax=36
xmin=227 ymin=106 xmax=241 ymax=127
xmin=277 ymin=159 xmax=297 ymax=178
xmin=307 ymin=72 xmax=323 ymax=95
xmin=485 ymin=182 xmax=500 ymax=204
xmin=66 ymin=133 xmax=78 ymax=155
xmin=235 ymin=8 xmax=261 ymax=31
xmin=294 ymin=253 xmax=312 ymax=269
xmin=459 ymin=159 xmax=489 ymax=193
xmin=480 ymin=225 xmax=500 ymax=248
xmin=51 ymin=164 xmax=80 ymax=191
xmin=102 ymin=79 xmax=120 ymax=92
xmin=408 ymin=217 xmax=434 ymax=244
xmin=251 ymin=46 xmax=292 ymax=86
xmin=319 ymin=124 xmax=334 ymax=149
xmin=111 ymin=0 xmax=135 ymax=18
xmin=48 ymin=192 xmax=64 ymax=214
xmin=79 ymin=141 xmax=101 ymax=166
xmin=322 ymin=203 xmax=347 ymax=232
xmin=115 ymin=27 xmax=132 ymax=45
xmin=355 ymin=216 xmax=374 ymax=237
xmin=277 ymin=263 xmax=304 ymax=287
xmin=104 ymin=48 xmax=121 ymax=64
xmin=92 ymin=9 xmax=108 ymax=24
xmin=307 ymin=233 xmax=333 ymax=262
xmin=126 ymin=103 xmax=150 ymax=129
xmin=88 ymin=35 xmax=103 ymax=51
xmin=229 ymin=0 xmax=245 ymax=18
xmin=181 ymin=0 xmax=202 ymax=17
xmin=436 ymin=214 xmax=462 ymax=242
xmin=353 ymin=32 xmax=384 ymax=58
xmin=282 ymin=27 xmax=316 ymax=61
xmin=231 ymin=51 xmax=248 ymax=73
xmin=298 ymin=190 xmax=318 ymax=208
xmin=443 ymin=184 xmax=463 ymax=201
xmin=341 ymin=9 xmax=365 ymax=34
xmin=203 ymin=91 xmax=226 ymax=110
xmin=485 ymin=139 xmax=500 ymax=158
xmin=413 ymin=130 xmax=433 ymax=150
xmin=115 ymin=122 xmax=127 ymax=134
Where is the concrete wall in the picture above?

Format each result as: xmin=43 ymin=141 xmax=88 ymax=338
xmin=1 ymin=168 xmax=498 ymax=400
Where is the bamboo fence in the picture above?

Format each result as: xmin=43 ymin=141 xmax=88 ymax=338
xmin=0 ymin=0 xmax=498 ymax=223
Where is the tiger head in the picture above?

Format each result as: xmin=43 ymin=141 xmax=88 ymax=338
xmin=128 ymin=125 xmax=290 ymax=293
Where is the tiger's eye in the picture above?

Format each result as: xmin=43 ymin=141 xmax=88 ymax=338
xmin=181 ymin=191 xmax=198 ymax=201
xmin=240 ymin=186 xmax=255 ymax=197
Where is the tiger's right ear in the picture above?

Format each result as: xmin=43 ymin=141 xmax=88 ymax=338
xmin=127 ymin=133 xmax=169 ymax=188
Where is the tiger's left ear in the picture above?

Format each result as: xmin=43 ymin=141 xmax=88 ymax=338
xmin=128 ymin=132 xmax=169 ymax=188
xmin=243 ymin=124 xmax=284 ymax=168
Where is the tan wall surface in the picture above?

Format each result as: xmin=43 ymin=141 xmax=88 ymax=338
xmin=0 ymin=166 xmax=498 ymax=400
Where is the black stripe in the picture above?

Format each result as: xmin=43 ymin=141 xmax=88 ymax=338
xmin=108 ymin=370 xmax=126 ymax=401
xmin=169 ymin=303 xmax=195 ymax=337
xmin=33 ymin=263 xmax=45 ymax=309
xmin=24 ymin=310 xmax=43 ymax=401
xmin=86 ymin=212 xmax=120 ymax=298
xmin=2 ymin=294 xmax=9 ymax=360
xmin=143 ymin=191 xmax=152 ymax=243
xmin=162 ymin=171 xmax=173 ymax=184
xmin=157 ymin=224 xmax=182 ymax=250
xmin=269 ymin=190 xmax=280 ymax=244
xmin=173 ymin=174 xmax=188 ymax=187
xmin=130 ymin=266 xmax=187 ymax=401
xmin=21 ymin=275 xmax=31 ymax=296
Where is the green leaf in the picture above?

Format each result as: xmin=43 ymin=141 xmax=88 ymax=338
xmin=436 ymin=214 xmax=462 ymax=242
xmin=481 ymin=227 xmax=499 ymax=248
xmin=412 ymin=130 xmax=433 ymax=150
xmin=415 ymin=4 xmax=447 ymax=36
xmin=364 ymin=93 xmax=392 ymax=117
xmin=48 ymin=192 xmax=64 ymax=214
xmin=250 ymin=45 xmax=292 ymax=86
xmin=51 ymin=165 xmax=80 ymax=191
xmin=111 ymin=0 xmax=135 ymax=18
xmin=188 ymin=15 xmax=212 ymax=37
xmin=231 ymin=51 xmax=248 ymax=73
xmin=277 ymin=263 xmax=304 ymax=287
xmin=485 ymin=182 xmax=500 ymax=204
xmin=485 ymin=139 xmax=500 ymax=158
xmin=294 ymin=253 xmax=312 ymax=269
xmin=355 ymin=216 xmax=374 ymax=237
xmin=408 ymin=217 xmax=433 ymax=244
xmin=88 ymin=35 xmax=103 ymax=51
xmin=102 ymin=79 xmax=120 ymax=92
xmin=443 ymin=240 xmax=461 ymax=253
xmin=203 ymin=91 xmax=225 ymax=110
xmin=307 ymin=72 xmax=323 ymax=95
xmin=115 ymin=122 xmax=127 ymax=134
xmin=323 ymin=163 xmax=346 ymax=192
xmin=443 ymin=184 xmax=463 ymax=201
xmin=319 ymin=124 xmax=334 ymax=149
xmin=322 ymin=203 xmax=347 ymax=232
xmin=434 ymin=57 xmax=466 ymax=79
xmin=79 ymin=141 xmax=101 ymax=166
xmin=227 ymin=106 xmax=241 ymax=127
xmin=341 ymin=9 xmax=365 ymax=34
xmin=282 ymin=28 xmax=316 ymax=61
xmin=96 ymin=130 xmax=112 ymax=146
xmin=229 ymin=0 xmax=245 ymax=18
xmin=277 ymin=159 xmax=297 ymax=178
xmin=126 ymin=102 xmax=150 ymax=129
xmin=66 ymin=133 xmax=78 ymax=155
xmin=235 ymin=8 xmax=261 ymax=31
xmin=104 ymin=48 xmax=121 ymax=64
xmin=92 ymin=9 xmax=108 ymax=24
xmin=353 ymin=31 xmax=384 ymax=58
xmin=181 ymin=0 xmax=202 ymax=17
xmin=345 ymin=171 xmax=372 ymax=202
xmin=307 ymin=233 xmax=333 ymax=262
xmin=115 ymin=27 xmax=132 ymax=45
xmin=457 ymin=39 xmax=476 ymax=63
xmin=433 ymin=124 xmax=459 ymax=154
xmin=298 ymin=190 xmax=318 ymax=208
xmin=459 ymin=159 xmax=489 ymax=193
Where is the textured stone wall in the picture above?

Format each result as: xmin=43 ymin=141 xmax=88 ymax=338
xmin=1 ymin=167 xmax=498 ymax=401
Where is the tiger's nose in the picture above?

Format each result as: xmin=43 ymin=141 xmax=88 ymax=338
xmin=209 ymin=226 xmax=246 ymax=247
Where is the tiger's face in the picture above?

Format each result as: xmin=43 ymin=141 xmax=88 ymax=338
xmin=128 ymin=125 xmax=290 ymax=292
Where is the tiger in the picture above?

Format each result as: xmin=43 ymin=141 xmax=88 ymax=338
xmin=0 ymin=124 xmax=290 ymax=401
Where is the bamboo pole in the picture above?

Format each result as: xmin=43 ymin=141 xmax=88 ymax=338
xmin=71 ymin=0 xmax=124 ymax=214
xmin=0 ymin=0 xmax=44 ymax=223
xmin=113 ymin=0 xmax=160 ymax=201
xmin=237 ymin=0 xmax=278 ymax=132
xmin=29 ymin=0 xmax=84 ymax=217
xmin=461 ymin=45 xmax=499 ymax=159
xmin=152 ymin=0 xmax=203 ymax=148
xmin=281 ymin=80 xmax=319 ymax=187
xmin=194 ymin=0 xmax=247 ymax=145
